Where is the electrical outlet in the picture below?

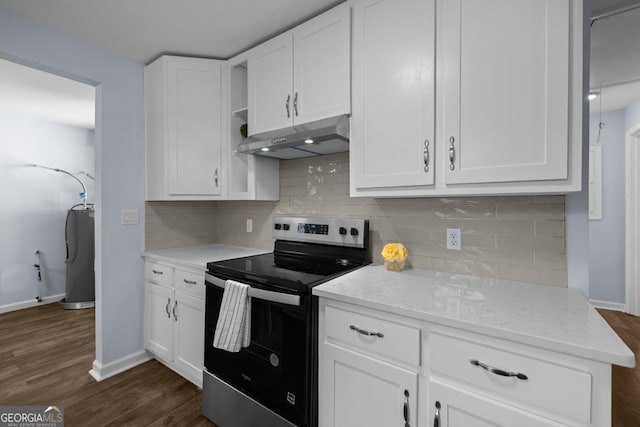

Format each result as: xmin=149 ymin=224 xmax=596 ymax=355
xmin=446 ymin=228 xmax=461 ymax=250
xmin=246 ymin=219 xmax=253 ymax=233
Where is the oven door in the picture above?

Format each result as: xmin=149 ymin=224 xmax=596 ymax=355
xmin=204 ymin=272 xmax=312 ymax=426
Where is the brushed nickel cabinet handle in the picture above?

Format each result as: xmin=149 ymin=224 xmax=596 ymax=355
xmin=165 ymin=298 xmax=171 ymax=319
xmin=349 ymin=324 xmax=384 ymax=338
xmin=424 ymin=140 xmax=430 ymax=173
xmin=152 ymin=269 xmax=163 ymax=275
xmin=172 ymin=300 xmax=178 ymax=321
xmin=285 ymin=94 xmax=290 ymax=118
xmin=294 ymin=92 xmax=299 ymax=116
xmin=434 ymin=401 xmax=440 ymax=427
xmin=449 ymin=136 xmax=455 ymax=171
xmin=403 ymin=389 xmax=410 ymax=427
xmin=183 ymin=279 xmax=197 ymax=285
xmin=214 ymin=168 xmax=219 ymax=187
xmin=469 ymin=359 xmax=528 ymax=380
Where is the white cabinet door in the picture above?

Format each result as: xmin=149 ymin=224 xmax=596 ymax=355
xmin=320 ymin=343 xmax=418 ymax=427
xmin=167 ymin=57 xmax=223 ymax=196
xmin=145 ymin=282 xmax=174 ymax=362
xmin=248 ymin=32 xmax=294 ymax=136
xmin=293 ymin=3 xmax=351 ymax=125
xmin=173 ymin=290 xmax=205 ymax=387
xmin=429 ymin=381 xmax=563 ymax=427
xmin=440 ymin=0 xmax=570 ymax=185
xmin=351 ymin=0 xmax=435 ymax=190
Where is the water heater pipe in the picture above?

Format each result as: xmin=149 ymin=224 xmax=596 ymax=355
xmin=31 ymin=164 xmax=88 ymax=209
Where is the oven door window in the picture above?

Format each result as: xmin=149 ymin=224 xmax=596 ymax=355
xmin=205 ymin=285 xmax=309 ymax=426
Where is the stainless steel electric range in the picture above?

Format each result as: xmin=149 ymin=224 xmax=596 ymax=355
xmin=203 ymin=216 xmax=370 ymax=427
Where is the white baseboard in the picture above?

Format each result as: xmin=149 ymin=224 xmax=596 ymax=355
xmin=89 ymin=350 xmax=152 ymax=382
xmin=590 ymin=299 xmax=626 ymax=312
xmin=0 ymin=293 xmax=65 ymax=314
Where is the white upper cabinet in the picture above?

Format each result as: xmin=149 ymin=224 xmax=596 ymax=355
xmin=293 ymin=3 xmax=351 ymax=125
xmin=350 ymin=0 xmax=583 ymax=197
xmin=350 ymin=0 xmax=436 ymax=190
xmin=145 ymin=56 xmax=225 ymax=200
xmin=247 ymin=3 xmax=351 ymax=136
xmin=248 ymin=33 xmax=294 ymax=136
xmin=441 ymin=0 xmax=570 ymax=185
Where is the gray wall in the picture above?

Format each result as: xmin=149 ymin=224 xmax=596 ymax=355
xmin=565 ymin=0 xmax=591 ymax=298
xmin=0 ymin=6 xmax=145 ymax=367
xmin=589 ymin=110 xmax=626 ymax=303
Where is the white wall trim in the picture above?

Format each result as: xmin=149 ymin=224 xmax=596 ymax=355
xmin=88 ymin=350 xmax=152 ymax=382
xmin=589 ymin=299 xmax=626 ymax=312
xmin=0 ymin=293 xmax=65 ymax=314
xmin=625 ymin=123 xmax=640 ymax=315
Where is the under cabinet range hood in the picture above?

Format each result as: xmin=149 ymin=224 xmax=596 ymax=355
xmin=236 ymin=115 xmax=349 ymax=160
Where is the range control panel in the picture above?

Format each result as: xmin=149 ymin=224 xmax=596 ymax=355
xmin=272 ymin=216 xmax=368 ymax=248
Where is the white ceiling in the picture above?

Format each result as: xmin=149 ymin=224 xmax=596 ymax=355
xmin=0 ymin=58 xmax=95 ymax=129
xmin=0 ymin=0 xmax=639 ymax=124
xmin=0 ymin=0 xmax=343 ymax=64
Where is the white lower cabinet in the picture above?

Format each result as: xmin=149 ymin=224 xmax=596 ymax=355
xmin=144 ymin=261 xmax=205 ymax=387
xmin=428 ymin=381 xmax=562 ymax=427
xmin=145 ymin=282 xmax=174 ymax=362
xmin=322 ymin=344 xmax=418 ymax=427
xmin=318 ymin=299 xmax=612 ymax=427
xmin=318 ymin=301 xmax=420 ymax=427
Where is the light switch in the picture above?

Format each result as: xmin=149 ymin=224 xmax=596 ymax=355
xmin=121 ymin=209 xmax=139 ymax=225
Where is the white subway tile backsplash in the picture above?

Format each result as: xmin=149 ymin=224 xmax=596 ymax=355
xmin=145 ymin=152 xmax=567 ymax=286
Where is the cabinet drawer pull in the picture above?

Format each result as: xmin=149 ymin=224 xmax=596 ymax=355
xmin=183 ymin=279 xmax=197 ymax=285
xmin=172 ymin=300 xmax=178 ymax=321
xmin=403 ymin=389 xmax=410 ymax=427
xmin=165 ymin=298 xmax=171 ymax=319
xmin=423 ymin=140 xmax=430 ymax=173
xmin=214 ymin=168 xmax=219 ymax=187
xmin=152 ymin=269 xmax=163 ymax=275
xmin=469 ymin=359 xmax=528 ymax=380
xmin=294 ymin=92 xmax=299 ymax=116
xmin=349 ymin=324 xmax=384 ymax=338
xmin=448 ymin=136 xmax=455 ymax=171
xmin=433 ymin=401 xmax=440 ymax=427
xmin=285 ymin=94 xmax=291 ymax=118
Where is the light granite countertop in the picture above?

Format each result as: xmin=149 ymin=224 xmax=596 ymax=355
xmin=313 ymin=265 xmax=635 ymax=368
xmin=142 ymin=244 xmax=270 ymax=270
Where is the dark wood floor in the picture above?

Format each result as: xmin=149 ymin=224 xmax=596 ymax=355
xmin=2 ymin=304 xmax=640 ymax=426
xmin=0 ymin=303 xmax=214 ymax=426
xmin=597 ymin=309 xmax=640 ymax=426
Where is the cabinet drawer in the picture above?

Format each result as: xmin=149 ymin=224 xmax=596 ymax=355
xmin=324 ymin=305 xmax=420 ymax=366
xmin=175 ymin=269 xmax=205 ymax=298
xmin=145 ymin=262 xmax=173 ymax=286
xmin=429 ymin=331 xmax=592 ymax=423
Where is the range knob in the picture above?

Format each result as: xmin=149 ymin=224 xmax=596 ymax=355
xmin=274 ymin=223 xmax=282 ymax=230
xmin=350 ymin=227 xmax=359 ymax=236
xmin=339 ymin=227 xmax=347 ymax=235
xmin=283 ymin=224 xmax=290 ymax=231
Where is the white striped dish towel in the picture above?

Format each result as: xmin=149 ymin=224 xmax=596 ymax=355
xmin=213 ymin=279 xmax=251 ymax=352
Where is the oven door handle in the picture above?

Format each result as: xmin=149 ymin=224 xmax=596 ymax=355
xmin=205 ymin=273 xmax=301 ymax=307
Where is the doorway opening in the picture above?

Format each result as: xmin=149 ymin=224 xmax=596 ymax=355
xmin=0 ymin=58 xmax=97 ymax=313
